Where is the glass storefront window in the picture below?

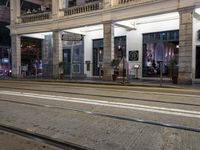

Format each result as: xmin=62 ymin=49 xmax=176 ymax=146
xmin=143 ymin=30 xmax=179 ymax=77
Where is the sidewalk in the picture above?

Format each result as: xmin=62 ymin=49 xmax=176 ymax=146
xmin=66 ymin=78 xmax=200 ymax=89
xmin=4 ymin=76 xmax=200 ymax=90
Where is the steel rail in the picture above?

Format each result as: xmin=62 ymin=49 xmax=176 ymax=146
xmin=1 ymin=98 xmax=200 ymax=133
xmin=0 ymin=123 xmax=93 ymax=150
xmin=0 ymin=86 xmax=200 ymax=107
xmin=1 ymin=80 xmax=199 ymax=93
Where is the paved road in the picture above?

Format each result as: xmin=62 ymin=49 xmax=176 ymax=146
xmin=0 ymin=131 xmax=61 ymax=150
xmin=0 ymin=80 xmax=200 ymax=150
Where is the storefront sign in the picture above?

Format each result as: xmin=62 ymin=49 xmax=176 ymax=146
xmin=129 ymin=50 xmax=139 ymax=61
xmin=62 ymin=33 xmax=83 ymax=41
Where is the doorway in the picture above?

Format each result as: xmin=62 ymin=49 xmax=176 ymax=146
xmin=63 ymin=49 xmax=71 ymax=76
xmin=93 ymin=39 xmax=103 ymax=76
xmin=92 ymin=36 xmax=126 ymax=76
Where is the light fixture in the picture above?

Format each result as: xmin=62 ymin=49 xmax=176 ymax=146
xmin=195 ymin=8 xmax=200 ymax=15
xmin=130 ymin=21 xmax=137 ymax=30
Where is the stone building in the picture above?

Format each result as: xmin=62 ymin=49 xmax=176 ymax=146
xmin=9 ymin=0 xmax=200 ymax=84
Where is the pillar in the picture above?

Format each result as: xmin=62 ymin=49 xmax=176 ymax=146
xmin=10 ymin=0 xmax=21 ymax=24
xmin=11 ymin=35 xmax=21 ymax=78
xmin=178 ymin=7 xmax=194 ymax=84
xmin=52 ymin=0 xmax=64 ymax=19
xmin=103 ymin=0 xmax=111 ymax=9
xmin=53 ymin=31 xmax=63 ymax=78
xmin=103 ymin=21 xmax=114 ymax=81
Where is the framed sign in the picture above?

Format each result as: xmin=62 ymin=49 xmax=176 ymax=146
xmin=129 ymin=50 xmax=139 ymax=61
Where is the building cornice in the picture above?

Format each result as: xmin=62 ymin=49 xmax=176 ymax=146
xmin=10 ymin=0 xmax=200 ymax=35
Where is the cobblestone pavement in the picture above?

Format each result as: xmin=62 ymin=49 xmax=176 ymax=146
xmin=0 ymin=131 xmax=61 ymax=150
xmin=0 ymin=80 xmax=200 ymax=150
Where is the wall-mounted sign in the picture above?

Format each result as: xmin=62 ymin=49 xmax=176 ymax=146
xmin=85 ymin=61 xmax=90 ymax=71
xmin=198 ymin=30 xmax=200 ymax=41
xmin=62 ymin=33 xmax=83 ymax=41
xmin=129 ymin=50 xmax=139 ymax=61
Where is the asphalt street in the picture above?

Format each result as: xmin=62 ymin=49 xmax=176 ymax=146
xmin=0 ymin=80 xmax=200 ymax=150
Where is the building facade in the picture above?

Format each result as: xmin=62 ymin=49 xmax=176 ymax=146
xmin=9 ymin=0 xmax=200 ymax=84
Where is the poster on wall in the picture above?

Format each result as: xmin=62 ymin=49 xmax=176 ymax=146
xmin=129 ymin=50 xmax=139 ymax=61
xmin=198 ymin=30 xmax=200 ymax=41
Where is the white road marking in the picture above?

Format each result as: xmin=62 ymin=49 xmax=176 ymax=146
xmin=114 ymin=89 xmax=200 ymax=98
xmin=0 ymin=90 xmax=200 ymax=118
xmin=70 ymin=86 xmax=200 ymax=98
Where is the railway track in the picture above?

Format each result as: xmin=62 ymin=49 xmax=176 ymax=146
xmin=0 ymin=123 xmax=93 ymax=150
xmin=1 ymin=98 xmax=200 ymax=133
xmin=0 ymin=86 xmax=200 ymax=108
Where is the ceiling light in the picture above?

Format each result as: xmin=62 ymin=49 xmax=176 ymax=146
xmin=195 ymin=8 xmax=200 ymax=15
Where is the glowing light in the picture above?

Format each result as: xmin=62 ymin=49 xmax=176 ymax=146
xmin=195 ymin=8 xmax=200 ymax=15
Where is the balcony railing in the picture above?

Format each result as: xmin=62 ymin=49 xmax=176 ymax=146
xmin=114 ymin=0 xmax=163 ymax=6
xmin=20 ymin=11 xmax=51 ymax=23
xmin=64 ymin=1 xmax=103 ymax=16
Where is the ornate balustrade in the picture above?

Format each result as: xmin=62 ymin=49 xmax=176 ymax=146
xmin=64 ymin=1 xmax=103 ymax=16
xmin=17 ymin=0 xmax=167 ymax=23
xmin=113 ymin=0 xmax=164 ymax=6
xmin=20 ymin=11 xmax=51 ymax=23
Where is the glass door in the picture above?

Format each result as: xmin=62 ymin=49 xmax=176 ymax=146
xmin=63 ymin=49 xmax=71 ymax=76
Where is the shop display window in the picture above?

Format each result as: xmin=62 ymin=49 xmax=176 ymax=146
xmin=143 ymin=30 xmax=179 ymax=77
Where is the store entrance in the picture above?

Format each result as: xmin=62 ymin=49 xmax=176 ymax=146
xmin=93 ymin=39 xmax=103 ymax=76
xmin=21 ymin=37 xmax=42 ymax=77
xmin=63 ymin=49 xmax=71 ymax=76
xmin=92 ymin=36 xmax=126 ymax=76
xmin=196 ymin=46 xmax=200 ymax=78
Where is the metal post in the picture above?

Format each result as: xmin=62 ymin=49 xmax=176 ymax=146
xmin=8 ymin=49 xmax=11 ymax=74
xmin=2 ymin=49 xmax=4 ymax=76
xmin=19 ymin=66 xmax=21 ymax=78
xmin=35 ymin=67 xmax=37 ymax=79
xmin=70 ymin=41 xmax=74 ymax=80
xmin=160 ymin=61 xmax=163 ymax=86
xmin=121 ymin=49 xmax=125 ymax=84
xmin=123 ymin=56 xmax=125 ymax=84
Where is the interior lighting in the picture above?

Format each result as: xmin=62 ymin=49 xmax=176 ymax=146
xmin=195 ymin=8 xmax=200 ymax=15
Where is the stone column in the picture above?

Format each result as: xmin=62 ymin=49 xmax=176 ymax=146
xmin=103 ymin=0 xmax=111 ymax=9
xmin=10 ymin=0 xmax=21 ymax=24
xmin=53 ymin=31 xmax=63 ymax=79
xmin=52 ymin=0 xmax=64 ymax=19
xmin=11 ymin=35 xmax=21 ymax=78
xmin=103 ymin=21 xmax=114 ymax=81
xmin=178 ymin=7 xmax=194 ymax=84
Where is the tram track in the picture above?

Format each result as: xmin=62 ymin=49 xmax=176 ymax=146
xmin=1 ymin=80 xmax=200 ymax=94
xmin=0 ymin=86 xmax=200 ymax=108
xmin=0 ymin=123 xmax=93 ymax=150
xmin=1 ymin=98 xmax=200 ymax=133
